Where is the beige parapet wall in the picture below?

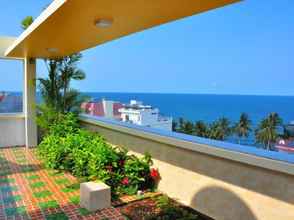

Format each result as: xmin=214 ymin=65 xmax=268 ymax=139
xmin=0 ymin=114 xmax=25 ymax=147
xmin=0 ymin=37 xmax=17 ymax=58
xmin=80 ymin=118 xmax=294 ymax=220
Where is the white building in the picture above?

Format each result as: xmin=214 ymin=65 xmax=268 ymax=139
xmin=119 ymin=100 xmax=172 ymax=131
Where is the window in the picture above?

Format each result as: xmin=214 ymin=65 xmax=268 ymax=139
xmin=0 ymin=59 xmax=23 ymax=113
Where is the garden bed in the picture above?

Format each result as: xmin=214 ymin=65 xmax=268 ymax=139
xmin=120 ymin=195 xmax=213 ymax=220
xmin=38 ymin=113 xmax=160 ymax=200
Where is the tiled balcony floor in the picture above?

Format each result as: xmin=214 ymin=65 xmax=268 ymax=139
xmin=0 ymin=147 xmax=124 ymax=220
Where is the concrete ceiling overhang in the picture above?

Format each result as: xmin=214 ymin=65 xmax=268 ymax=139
xmin=4 ymin=0 xmax=240 ymax=59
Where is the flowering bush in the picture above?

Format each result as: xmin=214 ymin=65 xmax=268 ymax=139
xmin=38 ymin=113 xmax=159 ymax=198
xmin=150 ymin=168 xmax=160 ymax=181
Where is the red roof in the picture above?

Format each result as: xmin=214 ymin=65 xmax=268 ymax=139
xmin=81 ymin=101 xmax=122 ymax=119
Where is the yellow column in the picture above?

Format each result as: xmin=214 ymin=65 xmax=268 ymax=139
xmin=24 ymin=58 xmax=37 ymax=148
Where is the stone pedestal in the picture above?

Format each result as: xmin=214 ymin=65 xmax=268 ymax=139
xmin=80 ymin=181 xmax=111 ymax=212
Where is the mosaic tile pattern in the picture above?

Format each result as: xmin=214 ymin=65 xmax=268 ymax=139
xmin=0 ymin=147 xmax=125 ymax=220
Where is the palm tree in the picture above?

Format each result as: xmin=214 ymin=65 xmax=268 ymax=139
xmin=178 ymin=117 xmax=185 ymax=133
xmin=59 ymin=54 xmax=86 ymax=112
xmin=209 ymin=117 xmax=231 ymax=141
xmin=183 ymin=121 xmax=194 ymax=135
xmin=172 ymin=120 xmax=178 ymax=132
xmin=39 ymin=54 xmax=85 ymax=113
xmin=194 ymin=121 xmax=209 ymax=138
xmin=234 ymin=113 xmax=252 ymax=144
xmin=255 ymin=112 xmax=282 ymax=150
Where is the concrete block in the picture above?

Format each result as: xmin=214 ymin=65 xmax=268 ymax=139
xmin=80 ymin=181 xmax=111 ymax=212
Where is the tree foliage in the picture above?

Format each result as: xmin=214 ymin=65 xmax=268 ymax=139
xmin=255 ymin=112 xmax=282 ymax=150
xmin=21 ymin=16 xmax=33 ymax=30
xmin=173 ymin=112 xmax=286 ymax=151
xmin=39 ymin=54 xmax=86 ymax=113
xmin=234 ymin=113 xmax=252 ymax=144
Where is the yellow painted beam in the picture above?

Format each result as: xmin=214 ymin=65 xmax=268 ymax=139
xmin=5 ymin=0 xmax=240 ymax=59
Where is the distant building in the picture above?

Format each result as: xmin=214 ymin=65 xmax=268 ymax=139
xmin=275 ymin=139 xmax=294 ymax=154
xmin=81 ymin=99 xmax=123 ymax=120
xmin=275 ymin=121 xmax=294 ymax=154
xmin=0 ymin=93 xmax=22 ymax=113
xmin=119 ymin=100 xmax=172 ymax=131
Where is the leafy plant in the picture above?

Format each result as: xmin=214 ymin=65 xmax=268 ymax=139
xmin=38 ymin=113 xmax=158 ymax=197
xmin=37 ymin=109 xmax=79 ymax=141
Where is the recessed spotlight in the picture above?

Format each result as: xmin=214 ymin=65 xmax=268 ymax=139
xmin=47 ymin=48 xmax=58 ymax=53
xmin=95 ymin=19 xmax=113 ymax=28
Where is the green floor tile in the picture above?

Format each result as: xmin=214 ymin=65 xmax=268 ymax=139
xmin=0 ymin=185 xmax=18 ymax=192
xmin=5 ymin=206 xmax=26 ymax=216
xmin=0 ymin=165 xmax=9 ymax=169
xmin=61 ymin=183 xmax=79 ymax=193
xmin=26 ymin=175 xmax=40 ymax=181
xmin=3 ymin=195 xmax=22 ymax=204
xmin=78 ymin=208 xmax=92 ymax=216
xmin=48 ymin=171 xmax=64 ymax=177
xmin=22 ymin=166 xmax=34 ymax=172
xmin=0 ymin=178 xmax=15 ymax=183
xmin=0 ymin=170 xmax=11 ymax=176
xmin=33 ymin=190 xmax=53 ymax=199
xmin=46 ymin=212 xmax=68 ymax=220
xmin=69 ymin=195 xmax=80 ymax=205
xmin=55 ymin=178 xmax=70 ymax=185
xmin=0 ymin=159 xmax=8 ymax=163
xmin=61 ymin=187 xmax=75 ymax=193
xmin=30 ymin=181 xmax=46 ymax=189
xmin=39 ymin=200 xmax=59 ymax=209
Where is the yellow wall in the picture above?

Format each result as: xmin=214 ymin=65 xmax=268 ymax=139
xmin=81 ymin=121 xmax=294 ymax=220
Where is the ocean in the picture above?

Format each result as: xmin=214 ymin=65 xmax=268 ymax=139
xmin=2 ymin=92 xmax=294 ymax=145
xmin=85 ymin=93 xmax=294 ymax=145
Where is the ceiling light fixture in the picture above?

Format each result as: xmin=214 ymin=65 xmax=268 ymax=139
xmin=95 ymin=19 xmax=113 ymax=28
xmin=47 ymin=48 xmax=58 ymax=53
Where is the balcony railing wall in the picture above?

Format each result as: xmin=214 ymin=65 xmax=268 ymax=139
xmin=80 ymin=115 xmax=294 ymax=220
xmin=0 ymin=113 xmax=25 ymax=147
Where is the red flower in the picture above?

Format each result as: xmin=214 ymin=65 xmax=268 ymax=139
xmin=150 ymin=168 xmax=160 ymax=180
xmin=119 ymin=160 xmax=125 ymax=167
xmin=121 ymin=177 xmax=129 ymax=185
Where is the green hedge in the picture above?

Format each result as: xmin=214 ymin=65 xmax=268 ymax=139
xmin=38 ymin=113 xmax=159 ymax=197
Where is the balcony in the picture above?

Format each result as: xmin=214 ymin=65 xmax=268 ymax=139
xmin=0 ymin=0 xmax=293 ymax=220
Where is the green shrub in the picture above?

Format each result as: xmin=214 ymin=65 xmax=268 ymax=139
xmin=121 ymin=154 xmax=155 ymax=194
xmin=38 ymin=113 xmax=158 ymax=197
xmin=37 ymin=106 xmax=80 ymax=139
xmin=48 ymin=112 xmax=80 ymax=137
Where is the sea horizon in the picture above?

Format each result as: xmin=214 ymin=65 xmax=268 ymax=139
xmin=3 ymin=91 xmax=294 ymax=136
xmin=4 ymin=91 xmax=294 ymax=98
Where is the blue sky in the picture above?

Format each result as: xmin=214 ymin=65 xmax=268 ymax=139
xmin=0 ymin=0 xmax=294 ymax=95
